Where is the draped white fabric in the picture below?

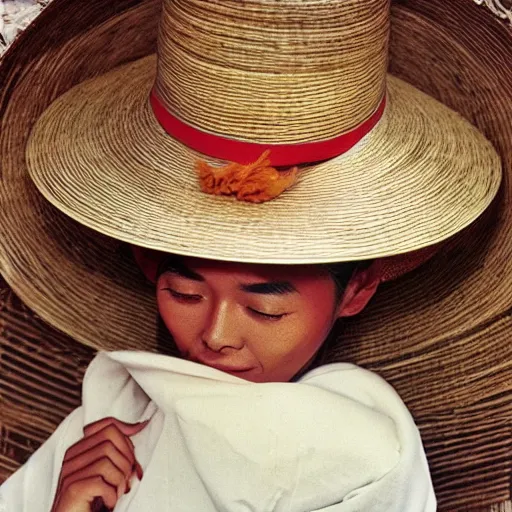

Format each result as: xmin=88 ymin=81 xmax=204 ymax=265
xmin=0 ymin=352 xmax=436 ymax=511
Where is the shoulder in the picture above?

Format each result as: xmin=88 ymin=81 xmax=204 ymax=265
xmin=298 ymin=363 xmax=408 ymax=414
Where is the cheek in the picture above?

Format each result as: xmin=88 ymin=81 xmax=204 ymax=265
xmin=156 ymin=292 xmax=201 ymax=350
xmin=254 ymin=308 xmax=334 ymax=375
xmin=283 ymin=313 xmax=332 ymax=358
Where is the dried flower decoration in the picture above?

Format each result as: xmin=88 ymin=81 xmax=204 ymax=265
xmin=196 ymin=151 xmax=298 ymax=204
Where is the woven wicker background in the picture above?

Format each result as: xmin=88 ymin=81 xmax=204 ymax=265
xmin=0 ymin=1 xmax=511 ymax=511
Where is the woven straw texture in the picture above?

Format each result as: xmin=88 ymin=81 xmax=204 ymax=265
xmin=154 ymin=0 xmax=389 ymax=142
xmin=24 ymin=0 xmax=501 ymax=264
xmin=0 ymin=1 xmax=511 ymax=511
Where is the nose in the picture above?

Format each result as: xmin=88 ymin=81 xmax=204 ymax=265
xmin=201 ymin=300 xmax=244 ymax=352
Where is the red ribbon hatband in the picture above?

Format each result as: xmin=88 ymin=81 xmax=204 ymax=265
xmin=150 ymin=91 xmax=386 ymax=167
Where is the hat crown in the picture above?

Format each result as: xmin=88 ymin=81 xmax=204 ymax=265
xmin=154 ymin=0 xmax=390 ymax=144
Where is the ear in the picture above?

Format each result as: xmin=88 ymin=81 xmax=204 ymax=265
xmin=337 ymin=265 xmax=381 ymax=318
xmin=131 ymin=245 xmax=165 ymax=284
xmin=337 ymin=244 xmax=443 ymax=318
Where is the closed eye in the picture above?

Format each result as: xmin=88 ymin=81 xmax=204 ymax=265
xmin=247 ymin=307 xmax=287 ymax=320
xmin=163 ymin=288 xmax=203 ymax=303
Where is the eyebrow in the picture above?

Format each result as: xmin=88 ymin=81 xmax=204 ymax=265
xmin=160 ymin=262 xmax=205 ymax=282
xmin=159 ymin=259 xmax=297 ymax=295
xmin=240 ymin=281 xmax=297 ymax=295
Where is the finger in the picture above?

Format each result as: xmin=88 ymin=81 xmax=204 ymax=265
xmin=61 ymin=440 xmax=134 ymax=485
xmin=84 ymin=417 xmax=149 ymax=438
xmin=65 ymin=423 xmax=135 ymax=465
xmin=134 ymin=459 xmax=144 ymax=481
xmin=55 ymin=475 xmax=118 ymax=512
xmin=60 ymin=421 xmax=147 ymax=502
xmin=61 ymin=456 xmax=128 ymax=501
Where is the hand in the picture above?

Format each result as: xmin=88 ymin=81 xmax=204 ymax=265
xmin=50 ymin=417 xmax=148 ymax=512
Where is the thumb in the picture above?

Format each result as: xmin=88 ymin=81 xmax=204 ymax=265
xmin=115 ymin=419 xmax=150 ymax=437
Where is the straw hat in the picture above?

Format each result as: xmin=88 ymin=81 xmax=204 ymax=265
xmin=0 ymin=0 xmax=511 ymax=510
xmin=21 ymin=0 xmax=501 ymax=265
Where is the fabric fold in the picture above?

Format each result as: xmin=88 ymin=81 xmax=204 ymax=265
xmin=0 ymin=351 xmax=436 ymax=511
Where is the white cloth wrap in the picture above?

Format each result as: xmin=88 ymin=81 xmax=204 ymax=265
xmin=0 ymin=351 xmax=436 ymax=511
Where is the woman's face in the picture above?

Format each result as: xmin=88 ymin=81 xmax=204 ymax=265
xmin=156 ymin=257 xmax=341 ymax=382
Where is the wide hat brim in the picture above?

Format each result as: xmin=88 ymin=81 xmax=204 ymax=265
xmin=0 ymin=0 xmax=511 ymax=510
xmin=24 ymin=34 xmax=501 ymax=264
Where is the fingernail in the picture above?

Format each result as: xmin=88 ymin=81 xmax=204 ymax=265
xmin=135 ymin=461 xmax=144 ymax=480
xmin=125 ymin=480 xmax=131 ymax=494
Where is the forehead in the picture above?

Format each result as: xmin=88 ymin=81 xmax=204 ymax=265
xmin=181 ymin=257 xmax=331 ymax=284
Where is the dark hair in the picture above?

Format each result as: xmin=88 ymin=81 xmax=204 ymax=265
xmin=156 ymin=254 xmax=185 ymax=279
xmin=324 ymin=261 xmax=360 ymax=304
